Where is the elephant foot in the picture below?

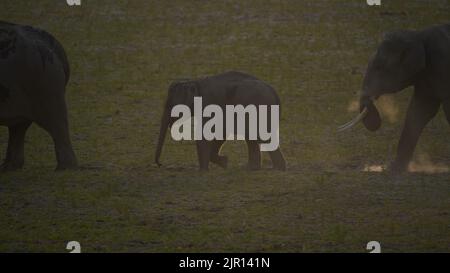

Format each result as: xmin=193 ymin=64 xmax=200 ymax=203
xmin=387 ymin=160 xmax=409 ymax=174
xmin=269 ymin=150 xmax=286 ymax=171
xmin=1 ymin=160 xmax=24 ymax=172
xmin=55 ymin=159 xmax=78 ymax=171
xmin=273 ymin=163 xmax=286 ymax=171
xmin=247 ymin=162 xmax=261 ymax=171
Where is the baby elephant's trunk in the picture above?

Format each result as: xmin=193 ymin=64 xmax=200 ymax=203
xmin=444 ymin=101 xmax=450 ymax=124
xmin=155 ymin=107 xmax=170 ymax=167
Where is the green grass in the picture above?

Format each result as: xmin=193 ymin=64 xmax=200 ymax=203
xmin=0 ymin=0 xmax=449 ymax=252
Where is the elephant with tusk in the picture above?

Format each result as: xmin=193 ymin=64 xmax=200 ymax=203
xmin=0 ymin=21 xmax=77 ymax=171
xmin=339 ymin=23 xmax=450 ymax=173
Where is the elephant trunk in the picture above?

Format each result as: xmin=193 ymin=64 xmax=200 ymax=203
xmin=338 ymin=60 xmax=384 ymax=132
xmin=155 ymin=104 xmax=170 ymax=167
xmin=337 ymin=92 xmax=381 ymax=132
xmin=359 ymin=88 xmax=381 ymax=132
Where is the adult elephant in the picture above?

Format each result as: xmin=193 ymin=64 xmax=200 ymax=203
xmin=0 ymin=21 xmax=77 ymax=171
xmin=339 ymin=24 xmax=450 ymax=173
xmin=155 ymin=71 xmax=286 ymax=171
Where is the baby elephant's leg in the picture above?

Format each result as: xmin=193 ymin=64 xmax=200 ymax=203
xmin=210 ymin=140 xmax=228 ymax=168
xmin=269 ymin=147 xmax=286 ymax=171
xmin=196 ymin=140 xmax=211 ymax=171
xmin=444 ymin=100 xmax=450 ymax=125
xmin=246 ymin=140 xmax=261 ymax=170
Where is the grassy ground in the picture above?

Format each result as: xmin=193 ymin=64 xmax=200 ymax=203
xmin=0 ymin=0 xmax=449 ymax=252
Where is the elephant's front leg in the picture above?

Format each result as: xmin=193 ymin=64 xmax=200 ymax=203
xmin=1 ymin=121 xmax=32 ymax=171
xmin=196 ymin=140 xmax=211 ymax=171
xmin=34 ymin=96 xmax=78 ymax=171
xmin=390 ymin=93 xmax=440 ymax=173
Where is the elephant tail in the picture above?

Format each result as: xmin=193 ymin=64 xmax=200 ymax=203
xmin=50 ymin=36 xmax=71 ymax=86
xmin=268 ymin=84 xmax=281 ymax=117
xmin=274 ymin=91 xmax=281 ymax=115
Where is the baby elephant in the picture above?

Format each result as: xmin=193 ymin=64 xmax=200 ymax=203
xmin=155 ymin=71 xmax=286 ymax=171
xmin=0 ymin=21 xmax=77 ymax=171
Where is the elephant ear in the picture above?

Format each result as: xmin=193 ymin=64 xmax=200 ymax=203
xmin=168 ymin=80 xmax=199 ymax=106
xmin=362 ymin=102 xmax=381 ymax=132
xmin=400 ymin=39 xmax=426 ymax=79
xmin=183 ymin=81 xmax=200 ymax=97
xmin=384 ymin=30 xmax=426 ymax=78
xmin=181 ymin=81 xmax=200 ymax=108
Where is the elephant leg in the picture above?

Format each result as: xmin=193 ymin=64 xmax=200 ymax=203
xmin=389 ymin=94 xmax=440 ymax=173
xmin=34 ymin=96 xmax=77 ymax=171
xmin=196 ymin=140 xmax=211 ymax=171
xmin=443 ymin=100 xmax=450 ymax=124
xmin=246 ymin=140 xmax=261 ymax=170
xmin=1 ymin=121 xmax=32 ymax=171
xmin=210 ymin=140 xmax=228 ymax=168
xmin=269 ymin=147 xmax=286 ymax=171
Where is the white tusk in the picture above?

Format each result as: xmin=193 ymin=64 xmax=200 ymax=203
xmin=337 ymin=107 xmax=368 ymax=132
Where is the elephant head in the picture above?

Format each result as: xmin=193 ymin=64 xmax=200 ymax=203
xmin=154 ymin=80 xmax=200 ymax=166
xmin=339 ymin=30 xmax=426 ymax=132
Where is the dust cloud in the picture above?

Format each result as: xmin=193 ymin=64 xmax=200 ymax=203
xmin=408 ymin=153 xmax=449 ymax=174
xmin=362 ymin=154 xmax=449 ymax=174
xmin=347 ymin=95 xmax=399 ymax=123
xmin=363 ymin=164 xmax=385 ymax=172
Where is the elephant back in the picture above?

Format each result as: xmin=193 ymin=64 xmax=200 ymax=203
xmin=0 ymin=21 xmax=70 ymax=85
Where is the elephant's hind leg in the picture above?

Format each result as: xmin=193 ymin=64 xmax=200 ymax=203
xmin=34 ymin=95 xmax=77 ymax=171
xmin=246 ymin=140 xmax=261 ymax=170
xmin=210 ymin=140 xmax=228 ymax=168
xmin=269 ymin=147 xmax=286 ymax=171
xmin=1 ymin=120 xmax=31 ymax=171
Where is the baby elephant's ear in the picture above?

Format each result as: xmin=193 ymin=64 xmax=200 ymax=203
xmin=363 ymin=102 xmax=381 ymax=132
xmin=187 ymin=81 xmax=200 ymax=97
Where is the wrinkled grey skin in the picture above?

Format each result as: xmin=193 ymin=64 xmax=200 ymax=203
xmin=0 ymin=21 xmax=77 ymax=171
xmin=155 ymin=71 xmax=286 ymax=171
xmin=360 ymin=24 xmax=450 ymax=173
